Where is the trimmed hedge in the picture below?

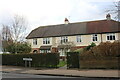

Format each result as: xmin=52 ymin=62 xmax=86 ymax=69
xmin=67 ymin=52 xmax=80 ymax=68
xmin=78 ymin=41 xmax=120 ymax=69
xmin=80 ymin=56 xmax=120 ymax=69
xmin=2 ymin=53 xmax=59 ymax=68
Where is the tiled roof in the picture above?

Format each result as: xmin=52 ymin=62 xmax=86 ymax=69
xmin=26 ymin=19 xmax=120 ymax=39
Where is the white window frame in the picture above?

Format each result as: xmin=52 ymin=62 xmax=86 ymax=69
xmin=76 ymin=35 xmax=82 ymax=43
xmin=40 ymin=50 xmax=51 ymax=53
xmin=61 ymin=36 xmax=68 ymax=44
xmin=40 ymin=50 xmax=44 ymax=53
xmin=106 ymin=33 xmax=116 ymax=41
xmin=43 ymin=38 xmax=50 ymax=44
xmin=33 ymin=39 xmax=37 ymax=45
xmin=92 ymin=34 xmax=98 ymax=42
xmin=59 ymin=49 xmax=65 ymax=56
xmin=59 ymin=49 xmax=70 ymax=56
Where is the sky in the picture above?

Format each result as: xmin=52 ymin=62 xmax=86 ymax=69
xmin=0 ymin=0 xmax=119 ymax=33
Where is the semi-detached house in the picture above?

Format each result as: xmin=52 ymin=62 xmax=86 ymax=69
xmin=26 ymin=14 xmax=120 ymax=56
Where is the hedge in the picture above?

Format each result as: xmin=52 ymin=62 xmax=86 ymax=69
xmin=78 ymin=41 xmax=120 ymax=69
xmin=66 ymin=52 xmax=119 ymax=69
xmin=2 ymin=53 xmax=59 ymax=68
xmin=80 ymin=56 xmax=120 ymax=69
xmin=67 ymin=52 xmax=80 ymax=68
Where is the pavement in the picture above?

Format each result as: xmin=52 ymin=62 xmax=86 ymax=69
xmin=1 ymin=65 xmax=120 ymax=78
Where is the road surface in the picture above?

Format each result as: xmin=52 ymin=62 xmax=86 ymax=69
xmin=2 ymin=72 xmax=119 ymax=80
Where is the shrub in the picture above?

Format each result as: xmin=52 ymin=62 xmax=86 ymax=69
xmin=2 ymin=53 xmax=59 ymax=68
xmin=79 ymin=41 xmax=120 ymax=69
xmin=85 ymin=42 xmax=96 ymax=51
xmin=81 ymin=41 xmax=120 ymax=58
xmin=67 ymin=52 xmax=80 ymax=68
xmin=74 ymin=48 xmax=84 ymax=53
xmin=6 ymin=42 xmax=31 ymax=54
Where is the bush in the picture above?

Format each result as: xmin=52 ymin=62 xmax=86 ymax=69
xmin=79 ymin=41 xmax=120 ymax=69
xmin=2 ymin=53 xmax=59 ymax=68
xmin=81 ymin=41 xmax=120 ymax=57
xmin=85 ymin=42 xmax=96 ymax=51
xmin=80 ymin=57 xmax=119 ymax=69
xmin=6 ymin=42 xmax=31 ymax=54
xmin=67 ymin=52 xmax=80 ymax=68
xmin=74 ymin=48 xmax=84 ymax=53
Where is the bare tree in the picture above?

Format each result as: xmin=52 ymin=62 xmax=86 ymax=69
xmin=106 ymin=1 xmax=120 ymax=21
xmin=2 ymin=25 xmax=11 ymax=51
xmin=2 ymin=25 xmax=12 ymax=41
xmin=1 ymin=25 xmax=13 ymax=52
xmin=10 ymin=15 xmax=28 ymax=42
xmin=0 ymin=33 xmax=2 ymax=52
xmin=1 ymin=15 xmax=28 ymax=53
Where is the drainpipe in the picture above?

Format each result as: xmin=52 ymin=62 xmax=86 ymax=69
xmin=101 ymin=34 xmax=103 ymax=43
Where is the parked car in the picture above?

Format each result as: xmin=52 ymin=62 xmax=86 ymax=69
xmin=4 ymin=52 xmax=10 ymax=54
xmin=0 ymin=52 xmax=3 ymax=54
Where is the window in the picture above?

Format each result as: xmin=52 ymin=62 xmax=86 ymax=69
xmin=40 ymin=50 xmax=51 ymax=53
xmin=43 ymin=38 xmax=50 ymax=44
xmin=92 ymin=34 xmax=98 ymax=41
xmin=33 ymin=39 xmax=37 ymax=45
xmin=107 ymin=33 xmax=115 ymax=40
xmin=59 ymin=49 xmax=69 ymax=56
xmin=59 ymin=49 xmax=65 ymax=56
xmin=76 ymin=36 xmax=82 ymax=42
xmin=61 ymin=36 xmax=68 ymax=44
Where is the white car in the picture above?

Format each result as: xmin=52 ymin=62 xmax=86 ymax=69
xmin=0 ymin=52 xmax=3 ymax=54
xmin=0 ymin=52 xmax=10 ymax=54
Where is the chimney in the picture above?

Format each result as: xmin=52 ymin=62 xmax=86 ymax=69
xmin=106 ymin=14 xmax=111 ymax=20
xmin=64 ymin=18 xmax=69 ymax=24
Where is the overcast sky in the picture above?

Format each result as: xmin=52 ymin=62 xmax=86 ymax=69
xmin=0 ymin=0 xmax=119 ymax=32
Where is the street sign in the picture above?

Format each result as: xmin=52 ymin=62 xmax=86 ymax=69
xmin=23 ymin=58 xmax=32 ymax=67
xmin=23 ymin=58 xmax=32 ymax=61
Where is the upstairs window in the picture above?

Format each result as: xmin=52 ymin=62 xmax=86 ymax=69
xmin=43 ymin=38 xmax=50 ymax=44
xmin=92 ymin=34 xmax=98 ymax=41
xmin=107 ymin=33 xmax=115 ymax=40
xmin=76 ymin=36 xmax=82 ymax=42
xmin=61 ymin=36 xmax=68 ymax=44
xmin=33 ymin=39 xmax=37 ymax=45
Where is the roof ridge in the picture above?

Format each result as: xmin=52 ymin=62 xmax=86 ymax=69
xmin=33 ymin=19 xmax=118 ymax=30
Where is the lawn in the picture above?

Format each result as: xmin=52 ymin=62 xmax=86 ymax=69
xmin=57 ymin=61 xmax=67 ymax=67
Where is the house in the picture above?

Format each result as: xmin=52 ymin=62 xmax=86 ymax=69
xmin=26 ymin=14 xmax=120 ymax=56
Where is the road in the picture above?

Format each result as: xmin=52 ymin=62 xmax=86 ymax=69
xmin=2 ymin=72 xmax=119 ymax=80
xmin=2 ymin=72 xmax=72 ymax=78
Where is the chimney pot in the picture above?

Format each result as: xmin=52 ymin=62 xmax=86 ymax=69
xmin=64 ymin=18 xmax=69 ymax=24
xmin=106 ymin=14 xmax=111 ymax=20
